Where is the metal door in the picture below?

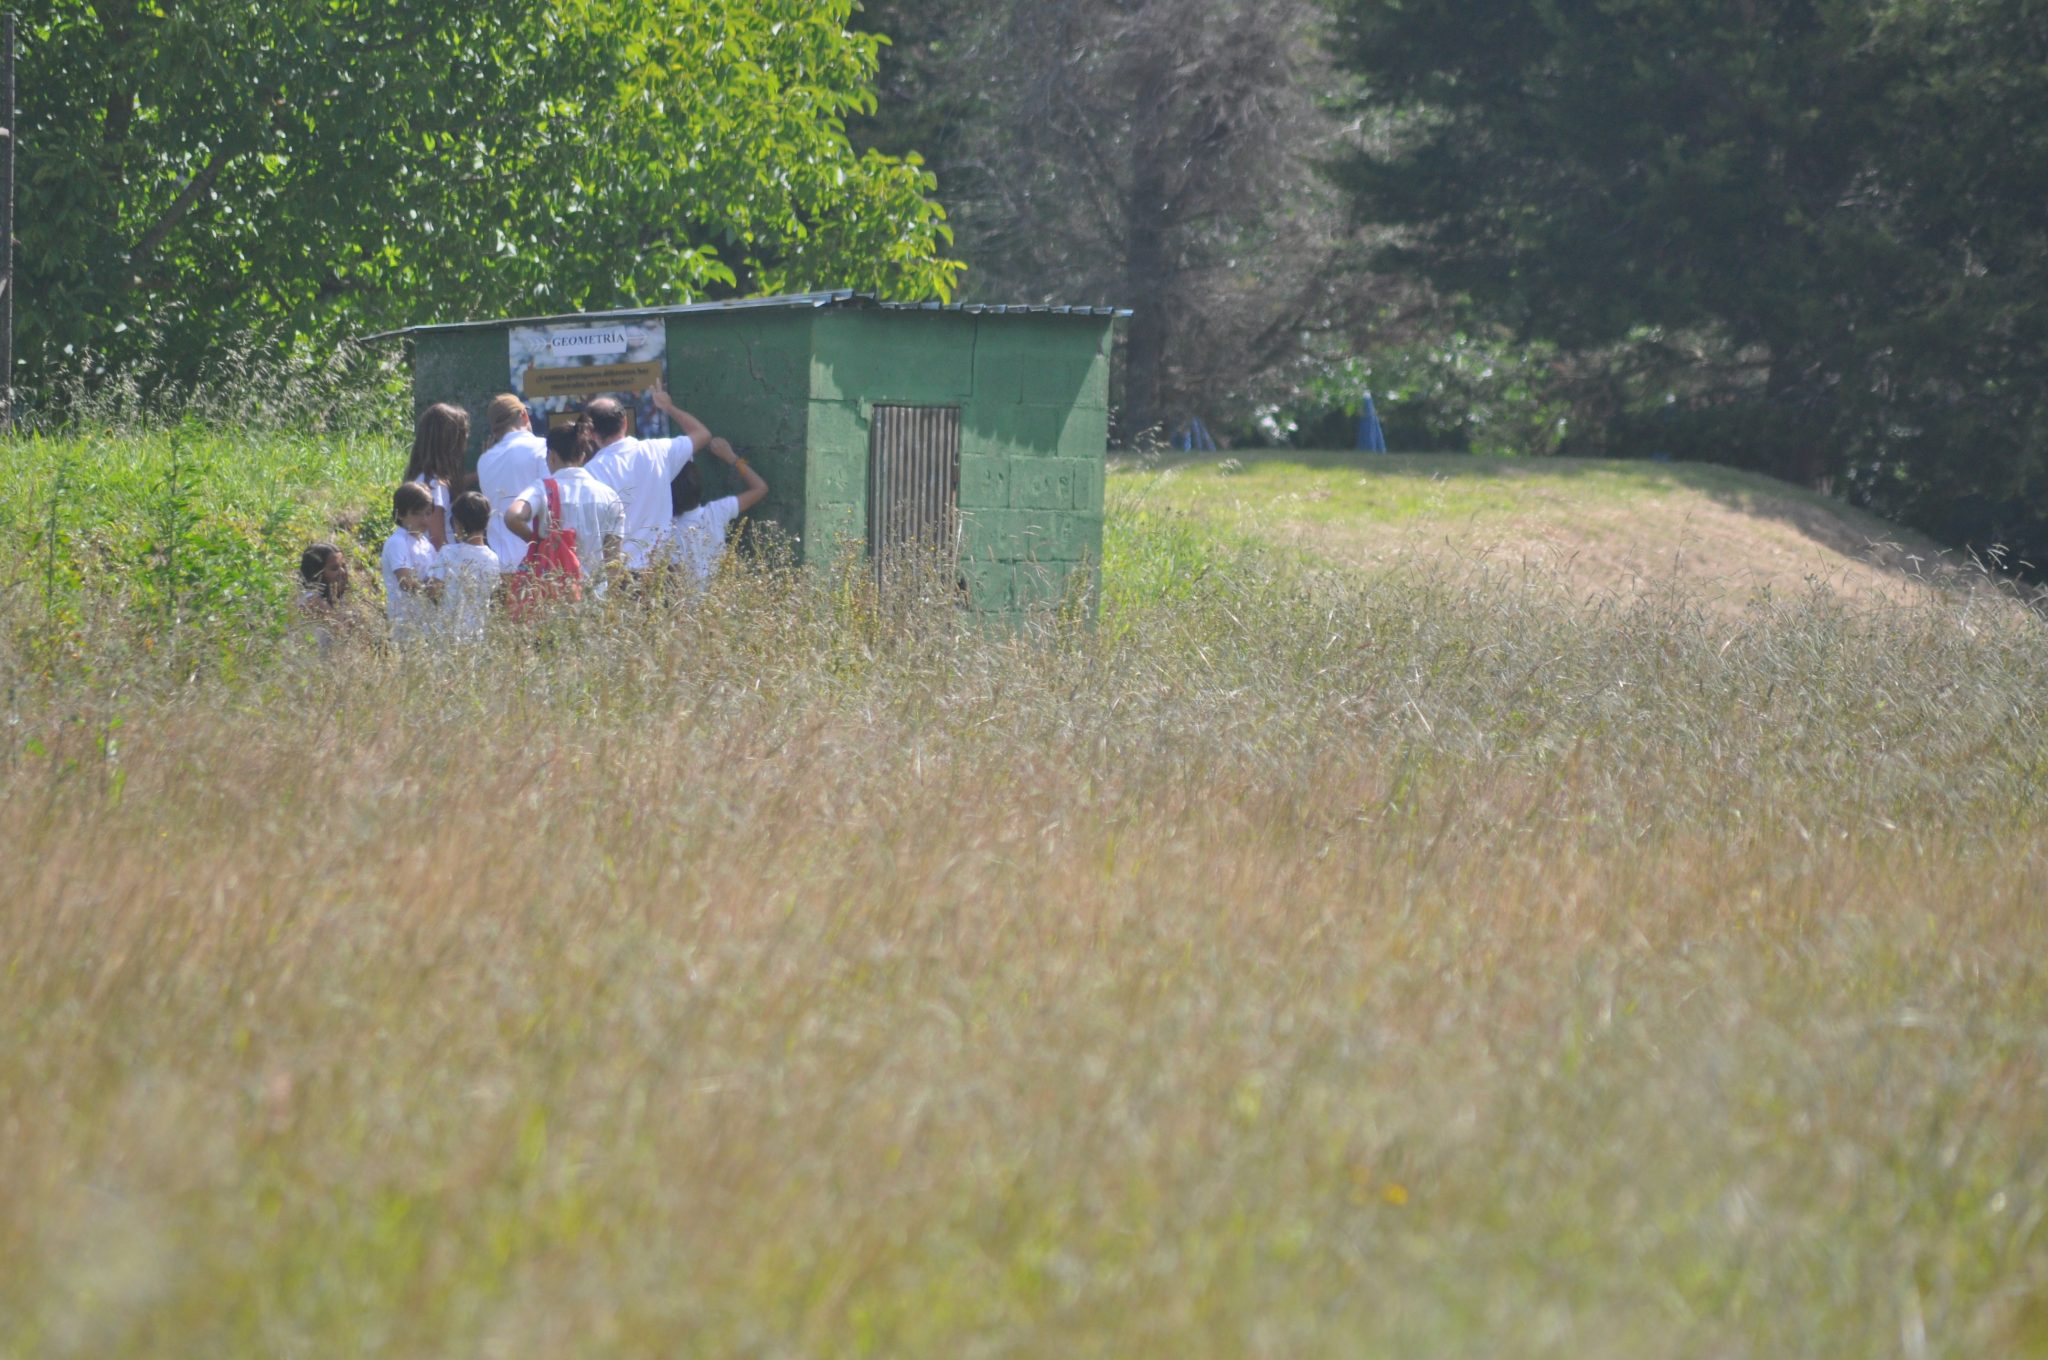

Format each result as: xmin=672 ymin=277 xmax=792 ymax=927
xmin=868 ymin=404 xmax=961 ymax=589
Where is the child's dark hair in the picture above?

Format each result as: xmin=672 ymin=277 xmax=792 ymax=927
xmin=451 ymin=490 xmax=491 ymax=537
xmin=545 ymin=419 xmax=591 ymax=466
xmin=393 ymin=481 xmax=433 ymax=523
xmin=299 ymin=543 xmax=342 ymax=601
xmin=300 ymin=543 xmax=338 ymax=584
xmin=670 ymin=461 xmax=704 ymax=517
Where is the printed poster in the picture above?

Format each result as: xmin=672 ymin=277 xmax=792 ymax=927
xmin=510 ymin=319 xmax=669 ymax=439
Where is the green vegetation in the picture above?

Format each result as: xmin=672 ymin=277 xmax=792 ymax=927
xmin=1329 ymin=0 xmax=2048 ymax=557
xmin=1112 ymin=450 xmax=1918 ymax=560
xmin=20 ymin=0 xmax=2048 ymax=556
xmin=0 ymin=427 xmax=395 ymax=668
xmin=3 ymin=430 xmax=2046 ymax=1356
xmin=1126 ymin=452 xmax=1765 ymax=525
xmin=16 ymin=0 xmax=959 ymax=399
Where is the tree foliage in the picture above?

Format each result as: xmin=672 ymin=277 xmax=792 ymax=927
xmin=14 ymin=0 xmax=960 ymax=398
xmin=1329 ymin=0 xmax=2048 ymax=555
xmin=858 ymin=0 xmax=1385 ymax=441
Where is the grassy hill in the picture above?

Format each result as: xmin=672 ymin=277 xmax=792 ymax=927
xmin=1117 ymin=451 xmax=1977 ymax=610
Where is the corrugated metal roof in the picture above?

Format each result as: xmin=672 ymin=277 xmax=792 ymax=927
xmin=357 ymin=290 xmax=1131 ymax=342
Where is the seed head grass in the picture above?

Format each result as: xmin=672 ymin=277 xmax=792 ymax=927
xmin=2 ymin=433 xmax=2046 ymax=1356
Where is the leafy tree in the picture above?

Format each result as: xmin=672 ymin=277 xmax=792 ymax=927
xmin=14 ymin=0 xmax=959 ymax=400
xmin=1842 ymin=0 xmax=2048 ymax=553
xmin=1328 ymin=0 xmax=2048 ymax=555
xmin=857 ymin=0 xmax=1379 ymax=442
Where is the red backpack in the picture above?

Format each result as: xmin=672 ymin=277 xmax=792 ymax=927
xmin=506 ymin=478 xmax=583 ymax=620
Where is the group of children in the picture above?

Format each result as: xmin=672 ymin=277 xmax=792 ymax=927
xmin=298 ymin=385 xmax=768 ymax=644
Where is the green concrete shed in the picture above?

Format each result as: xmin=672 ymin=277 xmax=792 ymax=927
xmin=370 ymin=290 xmax=1126 ymax=619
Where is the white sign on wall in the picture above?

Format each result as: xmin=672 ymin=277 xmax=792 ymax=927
xmin=510 ymin=319 xmax=669 ymax=438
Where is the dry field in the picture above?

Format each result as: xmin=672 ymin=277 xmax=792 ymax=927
xmin=4 ymin=445 xmax=2048 ymax=1357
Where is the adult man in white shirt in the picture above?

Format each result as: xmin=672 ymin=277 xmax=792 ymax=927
xmin=504 ymin=419 xmax=626 ymax=596
xmin=475 ymin=394 xmax=551 ymax=573
xmin=584 ymin=385 xmax=714 ymax=573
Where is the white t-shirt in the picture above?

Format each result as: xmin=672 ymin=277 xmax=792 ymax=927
xmin=670 ymin=496 xmax=742 ymax=584
xmin=380 ymin=527 xmax=437 ymax=637
xmin=422 ymin=479 xmax=453 ymax=547
xmin=298 ymin=588 xmax=341 ymax=655
xmin=429 ymin=541 xmax=501 ymax=643
xmin=476 ymin=429 xmax=549 ymax=571
xmin=587 ymin=433 xmax=696 ymax=570
xmin=513 ymin=466 xmax=626 ymax=595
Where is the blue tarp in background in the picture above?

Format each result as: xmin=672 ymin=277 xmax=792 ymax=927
xmin=1173 ymin=417 xmax=1218 ymax=452
xmin=1355 ymin=392 xmax=1387 ymax=452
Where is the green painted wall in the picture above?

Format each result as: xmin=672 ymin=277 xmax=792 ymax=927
xmin=662 ymin=311 xmax=811 ymax=554
xmin=410 ymin=327 xmax=506 ymax=465
xmin=408 ymin=304 xmax=1114 ymax=620
xmin=810 ymin=310 xmax=1112 ymax=620
xmin=963 ymin=315 xmax=1110 ymax=616
xmin=807 ymin=310 xmax=976 ymax=567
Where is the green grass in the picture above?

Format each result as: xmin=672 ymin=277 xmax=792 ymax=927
xmin=0 ymin=435 xmax=1900 ymax=665
xmin=0 ymin=428 xmax=397 ymax=665
xmin=1114 ymin=449 xmax=1876 ymax=529
xmin=4 ymin=430 xmax=2048 ymax=1357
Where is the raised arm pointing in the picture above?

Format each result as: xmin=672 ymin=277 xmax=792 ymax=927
xmin=650 ymin=382 xmax=711 ymax=450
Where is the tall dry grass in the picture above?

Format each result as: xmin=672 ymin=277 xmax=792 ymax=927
xmin=3 ymin=528 xmax=2047 ymax=1357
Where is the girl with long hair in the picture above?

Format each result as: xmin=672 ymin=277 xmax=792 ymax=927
xmin=404 ymin=403 xmax=471 ymax=549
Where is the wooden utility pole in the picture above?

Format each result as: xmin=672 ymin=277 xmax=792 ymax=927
xmin=1 ymin=14 xmax=15 ymax=429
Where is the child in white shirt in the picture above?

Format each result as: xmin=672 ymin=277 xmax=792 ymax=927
xmin=405 ymin=403 xmax=470 ymax=549
xmin=380 ymin=482 xmax=438 ymax=642
xmin=428 ymin=491 xmax=501 ymax=644
xmin=668 ymin=437 xmax=768 ymax=584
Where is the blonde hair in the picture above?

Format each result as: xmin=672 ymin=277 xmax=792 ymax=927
xmin=486 ymin=394 xmax=529 ymax=440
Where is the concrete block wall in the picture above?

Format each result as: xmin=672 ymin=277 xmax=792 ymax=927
xmin=663 ymin=312 xmax=811 ymax=550
xmin=808 ymin=311 xmax=981 ymax=568
xmin=810 ymin=310 xmax=1112 ymax=620
xmin=798 ymin=390 xmax=877 ymax=564
xmin=410 ymin=327 xmax=514 ymax=466
xmin=958 ymin=316 xmax=1112 ymax=620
